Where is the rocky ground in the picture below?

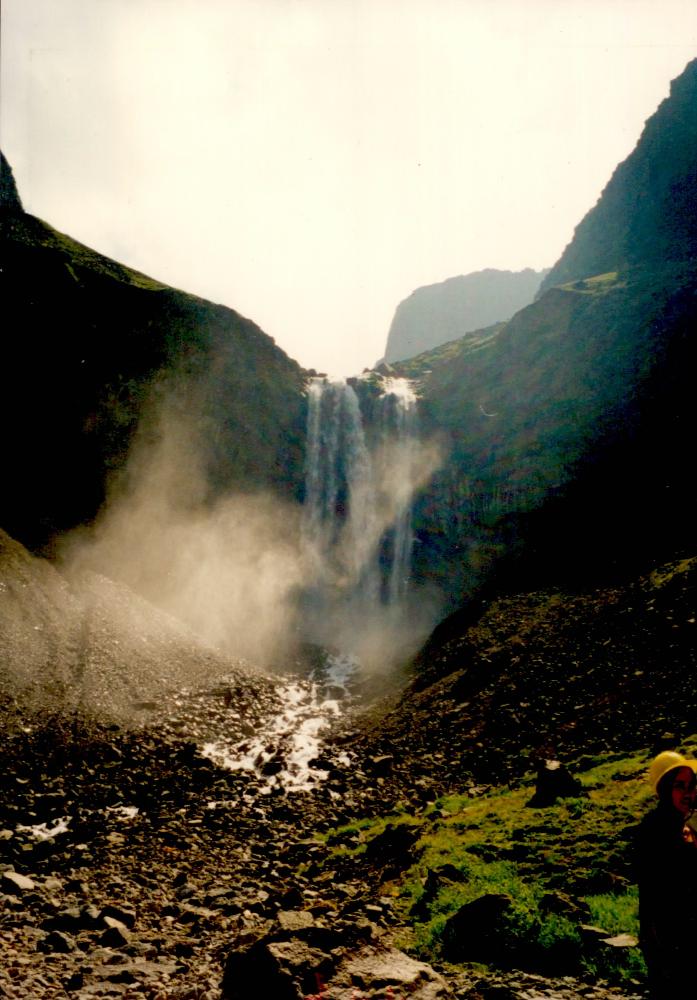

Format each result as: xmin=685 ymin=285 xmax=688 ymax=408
xmin=357 ymin=554 xmax=697 ymax=792
xmin=0 ymin=673 xmax=649 ymax=1000
xmin=5 ymin=531 xmax=690 ymax=998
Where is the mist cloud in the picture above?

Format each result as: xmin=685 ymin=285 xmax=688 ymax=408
xmin=61 ymin=387 xmax=444 ymax=674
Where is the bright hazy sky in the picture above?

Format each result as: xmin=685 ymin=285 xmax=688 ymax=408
xmin=3 ymin=2 xmax=696 ymax=374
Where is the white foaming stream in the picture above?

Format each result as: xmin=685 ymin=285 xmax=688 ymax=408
xmin=15 ymin=817 xmax=72 ymax=841
xmin=202 ymin=653 xmax=356 ymax=794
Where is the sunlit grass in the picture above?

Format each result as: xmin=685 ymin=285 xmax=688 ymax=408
xmin=321 ymin=745 xmax=690 ymax=983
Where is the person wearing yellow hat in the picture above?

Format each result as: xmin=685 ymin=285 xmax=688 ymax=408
xmin=635 ymin=750 xmax=697 ymax=997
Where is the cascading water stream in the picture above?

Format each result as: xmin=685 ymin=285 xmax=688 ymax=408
xmin=199 ymin=375 xmax=424 ymax=796
xmin=378 ymin=377 xmax=418 ymax=605
xmin=302 ymin=379 xmax=381 ymax=600
xmin=201 ymin=652 xmax=357 ymax=795
xmin=302 ymin=375 xmax=420 ymax=611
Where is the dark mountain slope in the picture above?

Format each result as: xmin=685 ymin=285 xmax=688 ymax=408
xmin=390 ymin=60 xmax=697 ymax=605
xmin=363 ymin=553 xmax=697 ymax=787
xmin=0 ymin=151 xmax=23 ymax=211
xmin=409 ymin=265 xmax=697 ymax=595
xmin=540 ymin=58 xmax=697 ymax=292
xmin=0 ymin=195 xmax=307 ymax=551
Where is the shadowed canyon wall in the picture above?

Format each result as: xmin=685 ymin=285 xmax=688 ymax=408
xmin=3 ymin=56 xmax=697 ymax=637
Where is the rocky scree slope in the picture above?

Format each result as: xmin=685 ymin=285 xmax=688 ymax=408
xmin=0 ymin=701 xmax=648 ymax=1000
xmin=0 ymin=547 xmax=673 ymax=999
xmin=0 ymin=527 xmax=278 ymax=726
xmin=355 ymin=553 xmax=697 ymax=795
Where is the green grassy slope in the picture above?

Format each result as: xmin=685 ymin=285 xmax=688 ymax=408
xmin=321 ymin=746 xmax=682 ymax=984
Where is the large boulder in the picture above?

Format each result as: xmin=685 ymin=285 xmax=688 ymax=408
xmin=221 ymin=918 xmax=453 ymax=999
xmin=442 ymin=893 xmax=513 ymax=964
xmin=527 ymin=759 xmax=585 ymax=808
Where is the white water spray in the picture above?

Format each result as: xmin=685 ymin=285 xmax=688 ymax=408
xmin=379 ymin=378 xmax=418 ymax=605
xmin=201 ymin=651 xmax=356 ymax=794
xmin=302 ymin=375 xmax=420 ymax=610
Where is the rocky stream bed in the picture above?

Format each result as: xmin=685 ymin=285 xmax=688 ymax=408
xmin=0 ymin=664 xmax=650 ymax=1000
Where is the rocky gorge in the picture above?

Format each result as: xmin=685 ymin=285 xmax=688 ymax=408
xmin=0 ymin=667 xmax=654 ymax=1000
xmin=4 ymin=524 xmax=693 ymax=998
xmin=3 ymin=53 xmax=697 ymax=1000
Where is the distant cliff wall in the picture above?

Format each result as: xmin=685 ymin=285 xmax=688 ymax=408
xmin=383 ymin=268 xmax=547 ymax=364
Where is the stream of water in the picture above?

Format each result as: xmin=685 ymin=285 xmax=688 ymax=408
xmin=206 ymin=375 xmax=421 ymax=793
xmin=201 ymin=652 xmax=357 ymax=794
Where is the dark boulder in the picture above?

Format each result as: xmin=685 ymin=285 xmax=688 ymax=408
xmin=411 ymin=865 xmax=467 ymax=920
xmin=442 ymin=893 xmax=513 ymax=963
xmin=527 ymin=760 xmax=584 ymax=807
xmin=221 ymin=934 xmax=333 ymax=1000
xmin=364 ymin=822 xmax=422 ymax=877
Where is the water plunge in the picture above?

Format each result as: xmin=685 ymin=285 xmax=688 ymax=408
xmin=300 ymin=375 xmax=421 ymax=653
xmin=380 ymin=378 xmax=419 ymax=605
xmin=200 ymin=376 xmax=425 ymax=794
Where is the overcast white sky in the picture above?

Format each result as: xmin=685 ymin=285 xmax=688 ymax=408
xmin=3 ymin=2 xmax=696 ymax=374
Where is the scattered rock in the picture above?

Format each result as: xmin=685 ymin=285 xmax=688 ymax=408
xmin=602 ymin=933 xmax=639 ymax=948
xmin=40 ymin=929 xmax=77 ymax=953
xmin=442 ymin=893 xmax=513 ymax=963
xmin=1 ymin=870 xmax=35 ymax=893
xmin=528 ymin=760 xmax=585 ymax=807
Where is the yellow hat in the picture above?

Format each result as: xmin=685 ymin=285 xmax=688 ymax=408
xmin=648 ymin=751 xmax=697 ymax=793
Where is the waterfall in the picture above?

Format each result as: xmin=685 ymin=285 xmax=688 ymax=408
xmin=379 ymin=378 xmax=418 ymax=605
xmin=302 ymin=375 xmax=419 ymax=609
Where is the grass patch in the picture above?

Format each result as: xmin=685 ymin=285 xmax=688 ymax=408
xmin=582 ymin=889 xmax=645 ymax=983
xmin=561 ymin=271 xmax=622 ymax=294
xmin=322 ymin=746 xmax=694 ymax=984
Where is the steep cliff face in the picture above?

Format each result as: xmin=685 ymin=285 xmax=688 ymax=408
xmin=540 ymin=58 xmax=697 ymax=292
xmin=0 ymin=153 xmax=23 ymax=212
xmin=0 ymin=189 xmax=307 ymax=551
xmin=400 ymin=59 xmax=697 ymax=605
xmin=383 ymin=268 xmax=547 ymax=364
xmin=407 ymin=267 xmax=697 ymax=600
